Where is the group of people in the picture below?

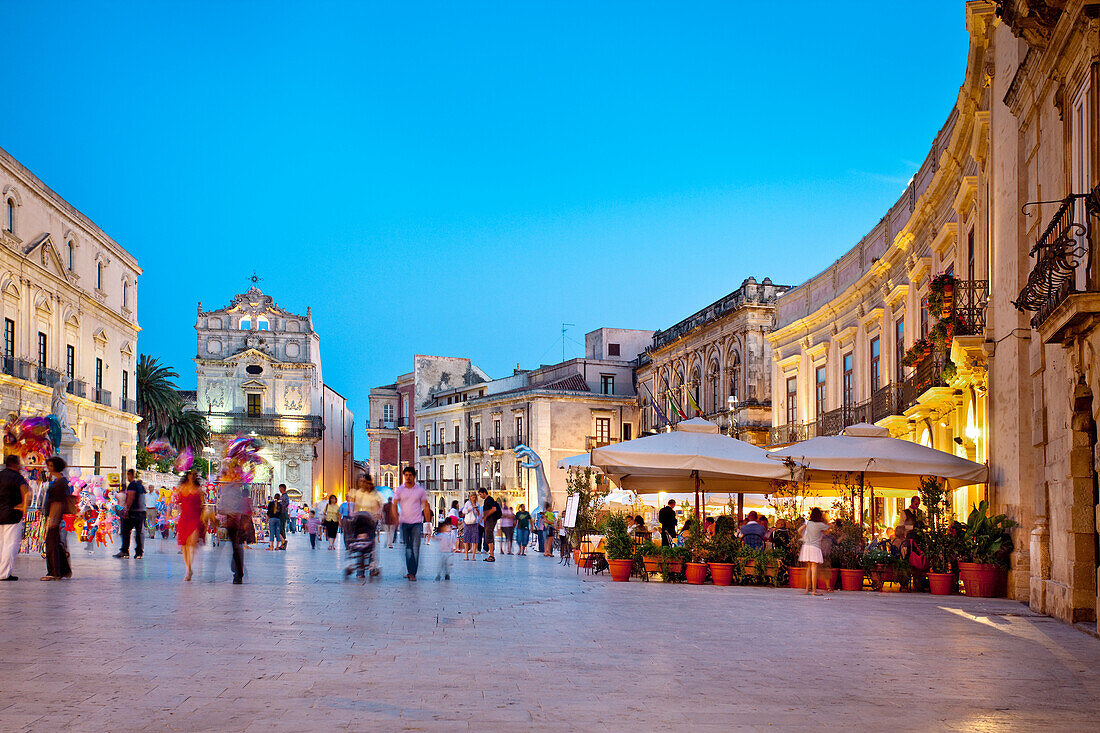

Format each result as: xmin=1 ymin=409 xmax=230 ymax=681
xmin=0 ymin=453 xmax=84 ymax=582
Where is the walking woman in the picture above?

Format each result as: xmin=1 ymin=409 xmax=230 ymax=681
xmin=500 ymin=501 xmax=515 ymax=554
xmin=41 ymin=456 xmax=72 ymax=581
xmin=514 ymin=504 xmax=531 ymax=556
xmin=798 ymin=507 xmax=830 ymax=596
xmin=323 ymin=494 xmax=341 ymax=549
xmin=175 ymin=470 xmax=205 ymax=581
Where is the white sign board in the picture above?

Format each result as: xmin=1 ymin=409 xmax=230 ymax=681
xmin=563 ymin=493 xmax=580 ymax=529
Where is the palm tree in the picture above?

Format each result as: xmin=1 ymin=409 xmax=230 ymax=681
xmin=136 ymin=354 xmax=181 ymax=444
xmin=157 ymin=403 xmax=210 ymax=453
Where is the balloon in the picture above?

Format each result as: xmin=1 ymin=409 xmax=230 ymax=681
xmin=146 ymin=438 xmax=175 ymax=457
xmin=47 ymin=415 xmax=62 ymax=452
xmin=173 ymin=447 xmax=194 ymax=473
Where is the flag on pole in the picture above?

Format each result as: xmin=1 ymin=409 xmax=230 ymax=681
xmin=686 ymin=386 xmax=703 ymax=417
xmin=661 ymin=374 xmax=687 ymax=420
xmin=641 ymin=381 xmax=669 ymax=428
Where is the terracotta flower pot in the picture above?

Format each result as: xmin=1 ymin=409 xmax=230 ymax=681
xmin=960 ymin=563 xmax=1005 ymax=597
xmin=608 ymin=559 xmax=632 ymax=582
xmin=765 ymin=561 xmax=780 ymax=578
xmin=927 ymin=572 xmax=956 ymax=595
xmin=685 ymin=562 xmax=707 ymax=585
xmin=839 ymin=568 xmax=865 ymax=591
xmin=816 ymin=567 xmax=840 ymax=590
xmin=743 ymin=560 xmax=757 ymax=577
xmin=642 ymin=556 xmax=662 ymax=573
xmin=788 ymin=566 xmax=806 ymax=589
xmin=666 ymin=561 xmax=683 ymax=574
xmin=709 ymin=562 xmax=734 ymax=586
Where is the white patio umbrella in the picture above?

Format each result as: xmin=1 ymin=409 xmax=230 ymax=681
xmin=557 ymin=453 xmax=591 ymax=469
xmin=590 ymin=417 xmax=788 ymax=521
xmin=769 ymin=422 xmax=988 ymax=538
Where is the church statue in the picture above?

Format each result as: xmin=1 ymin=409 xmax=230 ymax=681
xmin=51 ymin=377 xmax=71 ymax=435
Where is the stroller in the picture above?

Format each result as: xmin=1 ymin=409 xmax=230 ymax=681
xmin=344 ymin=512 xmax=380 ymax=580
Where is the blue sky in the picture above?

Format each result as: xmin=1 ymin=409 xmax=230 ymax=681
xmin=3 ymin=2 xmax=968 ymax=458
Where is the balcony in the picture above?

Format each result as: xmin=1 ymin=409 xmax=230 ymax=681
xmin=1 ymin=357 xmax=27 ymax=379
xmin=66 ymin=379 xmax=86 ymax=398
xmin=585 ymin=436 xmax=617 ymax=450
xmin=952 ymin=279 xmax=988 ymax=336
xmin=508 ymin=435 xmax=526 ymax=449
xmin=1013 ymin=194 xmax=1093 ymax=331
xmin=486 ymin=438 xmax=505 ymax=451
xmin=397 ymin=417 xmax=409 ymax=427
xmin=467 ymin=438 xmax=482 ymax=453
xmin=446 ymin=441 xmax=460 ymax=454
xmin=424 ymin=480 xmax=436 ymax=491
xmin=205 ymin=412 xmax=324 ymax=439
xmin=431 ymin=443 xmax=445 ymax=455
xmin=418 ymin=445 xmax=431 ymax=458
xmin=32 ymin=365 xmax=63 ymax=387
xmin=120 ymin=397 xmax=138 ymax=414
xmin=373 ymin=419 xmax=397 ymax=429
xmin=766 ymin=421 xmax=819 ymax=446
xmin=94 ymin=388 xmax=112 ymax=407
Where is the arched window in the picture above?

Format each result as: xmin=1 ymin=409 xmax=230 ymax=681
xmin=240 ymin=318 xmax=251 ymax=330
xmin=122 ymin=282 xmax=129 ymax=309
xmin=96 ymin=262 xmax=103 ymax=291
xmin=709 ymin=361 xmax=721 ymax=413
xmin=67 ymin=242 xmax=74 ymax=271
xmin=383 ymin=471 xmax=394 ymax=487
xmin=5 ymin=198 xmax=13 ymax=233
xmin=256 ymin=316 xmax=270 ymax=331
xmin=728 ymin=351 xmax=741 ymax=404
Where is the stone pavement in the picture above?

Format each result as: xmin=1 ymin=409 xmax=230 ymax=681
xmin=1 ymin=534 xmax=1098 ymax=732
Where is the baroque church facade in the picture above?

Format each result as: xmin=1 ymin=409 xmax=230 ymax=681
xmin=195 ymin=286 xmax=352 ymax=502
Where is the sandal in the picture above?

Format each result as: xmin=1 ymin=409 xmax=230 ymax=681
xmin=40 ymin=576 xmax=56 ymax=581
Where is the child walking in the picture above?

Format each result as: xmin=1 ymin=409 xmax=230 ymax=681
xmin=305 ymin=510 xmax=321 ymax=549
xmin=434 ymin=521 xmax=454 ymax=581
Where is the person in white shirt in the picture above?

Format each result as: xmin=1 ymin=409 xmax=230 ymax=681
xmin=434 ymin=521 xmax=454 ymax=581
xmin=461 ymin=494 xmax=479 ymax=560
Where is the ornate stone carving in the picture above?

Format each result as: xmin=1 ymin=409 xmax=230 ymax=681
xmin=283 ymin=384 xmax=304 ymax=411
xmin=206 ymin=381 xmax=226 ymax=409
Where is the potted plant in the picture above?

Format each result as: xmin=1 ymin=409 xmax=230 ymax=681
xmin=862 ymin=548 xmax=900 ymax=591
xmin=928 ymin=272 xmax=955 ymax=318
xmin=759 ymin=547 xmax=784 ymax=587
xmin=566 ymin=467 xmax=609 ymax=565
xmin=660 ymin=545 xmax=690 ymax=581
xmin=908 ymin=476 xmax=958 ymax=595
xmin=829 ymin=520 xmax=865 ymax=590
xmin=958 ymin=500 xmax=1017 ymax=597
xmin=604 ymin=512 xmax=634 ymax=582
xmin=683 ymin=519 xmax=708 ymax=584
xmin=639 ymin=540 xmax=662 ymax=573
xmin=706 ymin=527 xmax=738 ymax=586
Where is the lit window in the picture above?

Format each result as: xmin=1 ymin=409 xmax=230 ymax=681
xmin=247 ymin=393 xmax=261 ymax=416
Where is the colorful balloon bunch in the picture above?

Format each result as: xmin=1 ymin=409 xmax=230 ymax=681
xmin=173 ymin=446 xmax=194 ymax=473
xmin=146 ymin=438 xmax=175 ymax=457
xmin=217 ymin=434 xmax=264 ymax=484
xmin=3 ymin=414 xmax=57 ymax=463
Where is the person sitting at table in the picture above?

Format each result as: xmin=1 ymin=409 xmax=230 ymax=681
xmin=631 ymin=515 xmax=648 ymax=539
xmin=704 ymin=517 xmax=716 ymax=536
xmin=739 ymin=511 xmax=766 ymax=549
xmin=889 ymin=525 xmax=907 ymax=555
xmin=677 ymin=518 xmax=697 ymax=545
xmin=758 ymin=515 xmax=770 ymax=540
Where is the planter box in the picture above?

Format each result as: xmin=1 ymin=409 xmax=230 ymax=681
xmin=788 ymin=566 xmax=807 ymax=589
xmin=866 ymin=565 xmax=895 ymax=592
xmin=709 ymin=562 xmax=734 ymax=586
xmin=927 ymin=571 xmax=956 ymax=595
xmin=839 ymin=568 xmax=865 ymax=591
xmin=642 ymin=556 xmax=662 ymax=573
xmin=666 ymin=561 xmax=684 ymax=574
xmin=816 ymin=567 xmax=840 ymax=590
xmin=685 ymin=562 xmax=707 ymax=585
xmin=608 ymin=559 xmax=632 ymax=582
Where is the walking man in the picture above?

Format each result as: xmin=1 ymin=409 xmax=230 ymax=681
xmin=267 ymin=490 xmax=283 ymax=550
xmin=0 ymin=454 xmax=31 ymax=581
xmin=478 ymin=488 xmax=499 ymax=562
xmin=115 ymin=469 xmax=146 ymax=559
xmin=658 ymin=498 xmax=678 ymax=547
xmin=394 ymin=467 xmax=430 ymax=581
xmin=381 ymin=497 xmax=397 ymax=548
xmin=277 ymin=485 xmax=290 ymax=549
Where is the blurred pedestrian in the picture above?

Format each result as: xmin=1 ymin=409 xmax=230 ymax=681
xmin=382 ymin=497 xmax=398 ymax=548
xmin=175 ymin=470 xmax=204 ymax=581
xmin=41 ymin=456 xmax=72 ymax=581
xmin=266 ymin=491 xmax=282 ymax=551
xmin=0 ymin=454 xmax=31 ymax=581
xmin=434 ymin=520 xmax=453 ymax=581
xmin=500 ymin=500 xmax=515 ymax=554
xmin=306 ymin=510 xmax=320 ymax=549
xmin=114 ymin=468 xmax=146 ymax=559
xmin=323 ymin=495 xmax=340 ymax=550
xmin=514 ymin=504 xmax=531 ymax=556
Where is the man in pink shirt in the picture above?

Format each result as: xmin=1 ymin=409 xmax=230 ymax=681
xmin=394 ymin=467 xmax=430 ymax=581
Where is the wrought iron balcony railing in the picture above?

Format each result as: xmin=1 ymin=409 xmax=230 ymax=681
xmin=120 ymin=397 xmax=138 ymax=414
xmin=94 ymin=388 xmax=112 ymax=407
xmin=446 ymin=441 xmax=460 ymax=454
xmin=1 ymin=356 xmax=26 ymax=379
xmin=33 ymin=365 xmax=63 ymax=387
xmin=418 ymin=445 xmax=431 ymax=457
xmin=585 ymin=436 xmax=616 ymax=450
xmin=952 ymin=279 xmax=988 ymax=336
xmin=508 ymin=435 xmax=526 ymax=449
xmin=67 ymin=379 xmax=86 ymax=398
xmin=431 ymin=443 xmax=445 ymax=455
xmin=467 ymin=438 xmax=482 ymax=452
xmin=1013 ymin=191 xmax=1099 ymax=327
xmin=205 ymin=412 xmax=324 ymax=439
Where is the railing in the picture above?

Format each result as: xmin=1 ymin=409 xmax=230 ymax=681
xmin=374 ymin=419 xmax=396 ymax=429
xmin=418 ymin=445 xmax=431 ymax=457
xmin=67 ymin=379 xmax=86 ymax=398
xmin=467 ymin=438 xmax=482 ymax=452
xmin=585 ymin=436 xmax=616 ymax=450
xmin=205 ymin=412 xmax=324 ymax=439
xmin=0 ymin=356 xmax=24 ymax=379
xmin=431 ymin=443 xmax=445 ymax=455
xmin=397 ymin=417 xmax=409 ymax=427
xmin=94 ymin=388 xmax=112 ymax=407
xmin=952 ymin=279 xmax=988 ymax=335
xmin=121 ymin=397 xmax=138 ymax=414
xmin=486 ymin=438 xmax=505 ymax=451
xmin=508 ymin=435 xmax=526 ymax=448
xmin=767 ymin=421 xmax=819 ymax=446
xmin=33 ymin=365 xmax=62 ymax=387
xmin=1013 ymin=194 xmax=1093 ymax=327
xmin=446 ymin=441 xmax=460 ymax=453
xmin=424 ymin=480 xmax=436 ymax=491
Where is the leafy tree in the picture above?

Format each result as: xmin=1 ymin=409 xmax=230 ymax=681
xmin=155 ymin=402 xmax=210 ymax=453
xmin=136 ymin=354 xmax=181 ymax=444
xmin=564 ymin=468 xmax=609 ymax=546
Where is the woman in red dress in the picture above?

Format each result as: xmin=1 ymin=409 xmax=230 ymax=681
xmin=175 ymin=471 xmax=204 ymax=581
